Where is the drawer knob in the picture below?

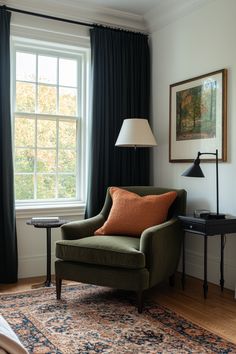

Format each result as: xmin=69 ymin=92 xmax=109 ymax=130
xmin=189 ymin=225 xmax=193 ymax=229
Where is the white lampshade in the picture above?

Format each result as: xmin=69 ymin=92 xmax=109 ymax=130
xmin=115 ymin=118 xmax=157 ymax=147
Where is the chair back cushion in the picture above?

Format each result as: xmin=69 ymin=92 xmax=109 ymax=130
xmin=95 ymin=187 xmax=177 ymax=237
xmin=100 ymin=186 xmax=187 ymax=221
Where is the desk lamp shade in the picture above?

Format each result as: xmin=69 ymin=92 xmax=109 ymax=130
xmin=115 ymin=118 xmax=157 ymax=147
xmin=181 ymin=157 xmax=205 ymax=178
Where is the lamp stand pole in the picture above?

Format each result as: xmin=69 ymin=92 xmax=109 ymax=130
xmin=216 ymin=149 xmax=219 ymax=215
xmin=198 ymin=149 xmax=219 ymax=215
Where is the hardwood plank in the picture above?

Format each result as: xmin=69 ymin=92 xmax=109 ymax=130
xmin=148 ymin=274 xmax=236 ymax=344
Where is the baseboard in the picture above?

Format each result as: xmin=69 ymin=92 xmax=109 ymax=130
xmin=178 ymin=248 xmax=236 ymax=291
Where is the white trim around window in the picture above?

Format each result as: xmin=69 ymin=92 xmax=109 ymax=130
xmin=11 ymin=37 xmax=90 ymax=216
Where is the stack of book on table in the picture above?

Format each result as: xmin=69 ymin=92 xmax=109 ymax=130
xmin=31 ymin=217 xmax=60 ymax=223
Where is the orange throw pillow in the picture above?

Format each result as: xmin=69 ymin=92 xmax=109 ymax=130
xmin=95 ymin=187 xmax=177 ymax=237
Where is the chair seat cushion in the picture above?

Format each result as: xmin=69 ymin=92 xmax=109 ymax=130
xmin=56 ymin=236 xmax=145 ymax=269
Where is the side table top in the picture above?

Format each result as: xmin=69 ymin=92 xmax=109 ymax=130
xmin=26 ymin=219 xmax=68 ymax=228
xmin=178 ymin=215 xmax=236 ymax=236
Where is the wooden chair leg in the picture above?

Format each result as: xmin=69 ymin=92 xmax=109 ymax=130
xmin=169 ymin=273 xmax=175 ymax=287
xmin=56 ymin=277 xmax=62 ymax=300
xmin=137 ymin=291 xmax=143 ymax=314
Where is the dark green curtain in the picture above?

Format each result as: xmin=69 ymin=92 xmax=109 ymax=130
xmin=86 ymin=27 xmax=150 ymax=217
xmin=0 ymin=7 xmax=18 ymax=283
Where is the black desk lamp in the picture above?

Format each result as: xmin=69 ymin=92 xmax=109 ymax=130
xmin=182 ymin=149 xmax=225 ymax=219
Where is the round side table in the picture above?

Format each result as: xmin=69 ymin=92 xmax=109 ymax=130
xmin=26 ymin=219 xmax=68 ymax=288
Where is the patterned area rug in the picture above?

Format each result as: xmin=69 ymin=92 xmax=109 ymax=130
xmin=0 ymin=283 xmax=235 ymax=354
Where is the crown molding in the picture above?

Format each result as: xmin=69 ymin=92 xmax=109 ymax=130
xmin=144 ymin=0 xmax=216 ymax=33
xmin=0 ymin=0 xmax=148 ymax=32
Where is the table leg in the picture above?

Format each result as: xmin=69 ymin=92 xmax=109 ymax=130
xmin=203 ymin=234 xmax=208 ymax=298
xmin=220 ymin=234 xmax=225 ymax=291
xmin=45 ymin=228 xmax=52 ymax=287
xmin=182 ymin=232 xmax=185 ymax=290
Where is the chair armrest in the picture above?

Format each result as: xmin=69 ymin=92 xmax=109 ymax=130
xmin=140 ymin=218 xmax=183 ymax=287
xmin=61 ymin=214 xmax=105 ymax=240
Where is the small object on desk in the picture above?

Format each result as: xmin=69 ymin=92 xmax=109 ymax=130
xmin=27 ymin=218 xmax=68 ymax=288
xmin=194 ymin=209 xmax=210 ymax=218
xmin=194 ymin=209 xmax=226 ymax=219
xmin=199 ymin=212 xmax=225 ymax=220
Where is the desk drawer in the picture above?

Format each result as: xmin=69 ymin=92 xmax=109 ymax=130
xmin=184 ymin=222 xmax=205 ymax=233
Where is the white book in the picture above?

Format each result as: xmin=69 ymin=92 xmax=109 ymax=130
xmin=31 ymin=216 xmax=59 ymax=222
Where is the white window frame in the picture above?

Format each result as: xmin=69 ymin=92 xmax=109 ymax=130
xmin=11 ymin=37 xmax=89 ymax=217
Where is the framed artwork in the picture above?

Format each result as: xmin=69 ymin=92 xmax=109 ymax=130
xmin=169 ymin=69 xmax=227 ymax=162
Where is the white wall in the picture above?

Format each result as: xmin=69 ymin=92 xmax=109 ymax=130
xmin=151 ymin=0 xmax=236 ymax=290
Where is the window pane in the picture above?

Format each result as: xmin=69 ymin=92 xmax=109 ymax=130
xmin=15 ymin=149 xmax=34 ymax=172
xmin=16 ymin=82 xmax=35 ymax=112
xmin=37 ymin=119 xmax=56 ymax=148
xmin=58 ymin=150 xmax=76 ymax=172
xmin=37 ymin=175 xmax=56 ymax=199
xmin=38 ymin=85 xmax=57 ymax=114
xmin=16 ymin=52 xmax=36 ymax=82
xmin=38 ymin=55 xmax=57 ymax=84
xmin=15 ymin=117 xmax=35 ymax=147
xmin=58 ymin=175 xmax=76 ymax=198
xmin=59 ymin=121 xmax=76 ymax=148
xmin=59 ymin=58 xmax=77 ymax=87
xmin=15 ymin=175 xmax=34 ymax=200
xmin=37 ymin=149 xmax=56 ymax=172
xmin=59 ymin=87 xmax=77 ymax=116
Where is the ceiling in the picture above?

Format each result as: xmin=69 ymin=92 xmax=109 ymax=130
xmin=74 ymin=0 xmax=160 ymax=16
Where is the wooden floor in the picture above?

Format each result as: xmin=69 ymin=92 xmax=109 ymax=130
xmin=1 ymin=274 xmax=236 ymax=344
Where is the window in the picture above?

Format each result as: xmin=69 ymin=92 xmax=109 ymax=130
xmin=12 ymin=40 xmax=88 ymax=206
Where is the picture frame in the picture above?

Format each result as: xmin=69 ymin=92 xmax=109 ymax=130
xmin=169 ymin=69 xmax=227 ymax=162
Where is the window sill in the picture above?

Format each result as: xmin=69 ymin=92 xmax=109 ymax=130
xmin=15 ymin=202 xmax=86 ymax=219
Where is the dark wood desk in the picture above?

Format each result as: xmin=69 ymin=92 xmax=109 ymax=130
xmin=178 ymin=215 xmax=236 ymax=298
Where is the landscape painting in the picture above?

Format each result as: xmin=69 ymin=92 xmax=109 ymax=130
xmin=169 ymin=69 xmax=227 ymax=162
xmin=176 ymin=81 xmax=216 ymax=141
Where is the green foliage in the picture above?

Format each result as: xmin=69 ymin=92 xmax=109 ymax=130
xmin=59 ymin=88 xmax=77 ymax=116
xmin=15 ymin=117 xmax=35 ymax=147
xmin=15 ymin=175 xmax=34 ymax=200
xmin=58 ymin=175 xmax=76 ymax=198
xmin=37 ymin=120 xmax=57 ymax=148
xmin=59 ymin=121 xmax=76 ymax=148
xmin=58 ymin=150 xmax=76 ymax=172
xmin=37 ymin=175 xmax=56 ymax=199
xmin=15 ymin=149 xmax=34 ymax=173
xmin=38 ymin=85 xmax=57 ymax=114
xmin=37 ymin=150 xmax=56 ymax=172
xmin=16 ymin=82 xmax=35 ymax=112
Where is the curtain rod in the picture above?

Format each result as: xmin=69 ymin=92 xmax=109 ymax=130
xmin=1 ymin=5 xmax=147 ymax=34
xmin=1 ymin=4 xmax=97 ymax=28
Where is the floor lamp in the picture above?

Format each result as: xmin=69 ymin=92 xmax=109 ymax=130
xmin=115 ymin=118 xmax=157 ymax=185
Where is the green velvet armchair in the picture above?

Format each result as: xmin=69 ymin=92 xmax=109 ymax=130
xmin=55 ymin=186 xmax=186 ymax=312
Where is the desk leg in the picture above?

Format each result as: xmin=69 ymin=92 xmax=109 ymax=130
xmin=182 ymin=232 xmax=185 ymax=290
xmin=203 ymin=235 xmax=208 ymax=298
xmin=45 ymin=228 xmax=52 ymax=287
xmin=220 ymin=234 xmax=225 ymax=291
